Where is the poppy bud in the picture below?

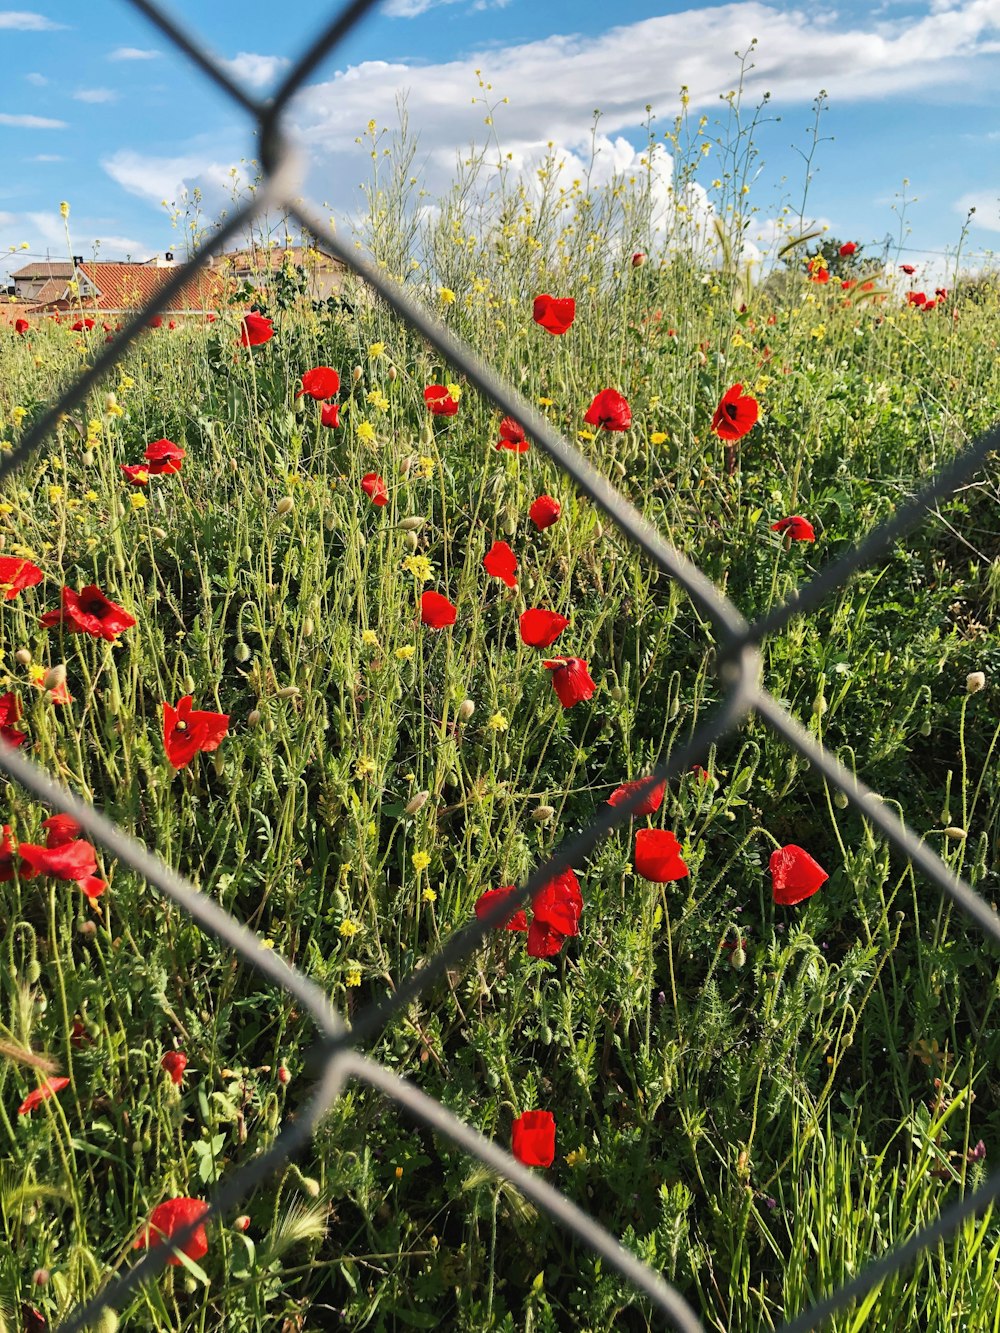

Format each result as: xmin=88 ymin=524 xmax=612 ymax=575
xmin=15 ymin=648 xmax=31 ymax=665
xmin=920 ymin=719 xmax=932 ymax=736
xmin=632 ymin=252 xmax=647 ymax=267
xmin=532 ymin=805 xmax=555 ymax=823
xmin=834 ymin=790 xmax=849 ymax=809
xmin=967 ymin=672 xmax=986 ymax=694
xmin=78 ymin=919 xmax=96 ymax=937
xmin=388 ymin=366 xmax=397 ymax=381
xmin=234 ymin=642 xmax=251 ymax=662
xmin=278 ymin=1065 xmax=290 ymax=1085
xmin=945 ymin=826 xmax=967 ymax=841
xmin=405 ymin=790 xmax=430 ymax=814
xmin=33 ymin=1269 xmax=49 ymax=1286
xmin=154 ymin=527 xmax=169 ymax=540
xmin=502 ymin=509 xmax=517 ymax=536
xmin=419 ymin=421 xmax=433 ymax=447
xmin=812 ymin=691 xmax=827 ymax=716
xmin=247 ymin=709 xmax=261 ymax=727
xmin=457 ymin=699 xmax=475 ymax=722
xmin=325 ymin=514 xmax=336 ymax=531
xmin=610 ymin=686 xmax=624 ymax=702
xmin=400 ymin=456 xmax=413 ymax=476
xmin=277 ymin=686 xmax=300 ymax=699
xmin=841 ymin=1032 xmax=853 ymax=1048
xmin=234 ymin=1215 xmax=251 ymax=1233
xmin=404 ymin=531 xmax=419 ymax=552
xmin=303 ymin=617 xmax=314 ymax=637
xmin=43 ymin=664 xmax=67 ymax=691
xmin=730 ymin=945 xmax=746 ymax=969
xmin=276 ymin=496 xmax=294 ymax=516
xmin=26 ymin=960 xmax=41 ymax=983
xmin=213 ymin=750 xmax=225 ymax=777
xmin=399 ymin=516 xmax=425 ymax=531
xmin=352 ymin=365 xmax=363 ymax=382
xmin=83 ymin=450 xmax=95 ymax=466
xmin=594 ymin=522 xmax=604 ymax=539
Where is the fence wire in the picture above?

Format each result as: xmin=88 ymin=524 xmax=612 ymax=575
xmin=4 ymin=1 xmax=998 ymax=1328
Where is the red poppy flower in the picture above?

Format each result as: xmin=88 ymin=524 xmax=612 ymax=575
xmin=529 ymin=495 xmax=561 ymax=530
xmin=18 ymin=837 xmax=98 ymax=883
xmin=770 ymin=844 xmax=828 ymax=906
xmin=923 ymin=300 xmax=936 ymax=311
xmin=0 ymin=555 xmax=43 ymax=600
xmin=900 ymin=264 xmax=916 ymax=276
xmin=206 ymin=313 xmax=217 ymax=324
xmin=144 ymin=439 xmax=185 ymax=475
xmin=361 ymin=473 xmax=388 ymax=507
xmin=860 ymin=281 xmax=875 ymax=292
xmin=809 ymin=267 xmax=830 ymax=285
xmin=70 ymin=1019 xmax=92 ymax=1049
xmin=841 ymin=280 xmax=856 ymax=291
xmin=320 ymin=403 xmax=340 ymax=429
xmin=632 ymin=252 xmax=647 ymax=267
xmin=78 ymin=875 xmax=106 ymax=902
xmin=608 ymin=776 xmax=665 ymax=817
xmin=483 ymin=540 xmax=518 ymax=588
xmin=18 ymin=1076 xmax=70 ymax=1116
xmin=497 ymin=417 xmax=529 ymax=453
xmin=474 ymin=886 xmax=528 ymax=932
xmin=40 ymin=586 xmax=136 ymax=642
xmin=542 ymin=657 xmax=595 ymax=709
xmin=161 ymin=1051 xmax=188 ymax=1086
xmin=41 ymin=813 xmax=81 ymax=847
xmin=519 ymin=608 xmax=568 ymax=648
xmin=71 ymin=318 xmax=95 ymax=332
xmin=771 ymin=515 xmax=815 ymax=542
xmin=420 ymin=590 xmax=457 ymax=629
xmin=839 ymin=242 xmax=857 ymax=257
xmin=526 ymin=919 xmax=567 ymax=958
xmin=907 ymin=291 xmax=926 ymax=307
xmin=135 ymin=1198 xmax=210 ymax=1266
xmin=240 ymin=313 xmax=273 ymax=347
xmin=532 ymin=868 xmax=582 ymax=937
xmin=584 ymin=388 xmax=631 ymax=432
xmin=121 ymin=465 xmax=150 ymax=486
xmin=15 ymin=319 xmax=29 ymax=335
xmin=297 ymin=366 xmax=340 ymax=401
xmin=0 ymin=692 xmax=26 ymax=748
xmin=634 ymin=828 xmax=688 ymax=882
xmin=711 ymin=384 xmax=759 ymax=441
xmin=168 ymin=320 xmax=177 ymax=330
xmin=147 ymin=315 xmax=163 ymax=330
xmin=511 ymin=1109 xmax=555 ymax=1167
xmin=163 ymin=695 xmax=230 ymax=771
xmin=935 ymin=287 xmax=948 ymax=300
xmin=0 ymin=824 xmax=16 ymax=882
xmin=532 ymin=294 xmax=576 ymax=335
xmin=424 ymin=385 xmax=459 ymax=416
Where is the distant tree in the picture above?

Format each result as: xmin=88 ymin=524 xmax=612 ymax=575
xmin=802 ymin=236 xmax=881 ymax=281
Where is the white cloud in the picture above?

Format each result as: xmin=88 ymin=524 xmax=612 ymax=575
xmin=29 ymin=152 xmax=64 ymax=161
xmin=0 ymin=10 xmax=64 ymax=29
xmin=101 ymin=148 xmax=246 ymax=217
xmin=219 ymin=52 xmax=290 ymax=89
xmin=954 ymin=190 xmax=1000 ymax=231
xmin=108 ymin=46 xmax=159 ymax=61
xmin=73 ymin=88 xmax=118 ymax=104
xmin=0 ymin=112 xmax=66 ymax=127
xmin=24 ymin=71 xmax=46 ymax=85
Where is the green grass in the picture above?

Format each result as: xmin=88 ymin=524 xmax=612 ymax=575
xmin=3 ymin=92 xmax=1000 ymax=1331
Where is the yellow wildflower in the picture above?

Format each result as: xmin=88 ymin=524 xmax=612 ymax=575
xmin=357 ymin=421 xmax=377 ymax=444
xmin=650 ymin=432 xmax=668 ymax=445
xmin=346 ymin=968 xmax=362 ymax=987
xmin=537 ymin=397 xmax=554 ymax=408
xmin=565 ymin=1147 xmax=588 ymax=1167
xmin=354 ymin=756 xmax=377 ymax=780
xmin=366 ymin=390 xmax=389 ymax=412
xmin=402 ymin=554 xmax=433 ymax=582
xmin=395 ymin=645 xmax=416 ymax=661
xmin=488 ymin=712 xmax=509 ymax=732
xmin=439 ymin=287 xmax=456 ymax=305
xmin=130 ymin=493 xmax=147 ymax=510
xmin=368 ymin=342 xmax=385 ymax=357
xmin=445 ymin=383 xmax=461 ymax=403
xmin=415 ymin=456 xmax=435 ymax=479
xmin=361 ymin=630 xmax=379 ymax=647
xmin=119 ymin=374 xmax=134 ymax=390
xmin=11 ymin=408 xmax=27 ymax=427
xmin=47 ymin=485 xmax=64 ymax=504
xmin=411 ymin=851 xmax=431 ymax=873
xmin=339 ymin=919 xmax=360 ymax=939
xmin=578 ymin=429 xmax=596 ymax=441
xmin=422 ymin=887 xmax=437 ymax=903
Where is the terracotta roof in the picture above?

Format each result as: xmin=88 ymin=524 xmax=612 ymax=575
xmin=37 ymin=262 xmax=229 ymax=314
xmin=32 ymin=277 xmax=68 ymax=304
xmin=219 ymin=245 xmax=343 ymax=272
xmin=11 ymin=261 xmax=75 ymax=280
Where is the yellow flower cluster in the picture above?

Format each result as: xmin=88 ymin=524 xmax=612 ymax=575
xmin=402 ymin=554 xmax=433 ymax=582
xmin=411 ymin=851 xmax=431 ymax=872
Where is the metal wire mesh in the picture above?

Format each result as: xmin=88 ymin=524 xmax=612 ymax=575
xmin=5 ymin=1 xmax=998 ymax=1327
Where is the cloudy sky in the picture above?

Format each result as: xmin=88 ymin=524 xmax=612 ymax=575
xmin=1 ymin=0 xmax=999 ymax=282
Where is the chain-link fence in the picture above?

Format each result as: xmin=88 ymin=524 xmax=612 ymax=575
xmin=6 ymin=1 xmax=1000 ymax=1328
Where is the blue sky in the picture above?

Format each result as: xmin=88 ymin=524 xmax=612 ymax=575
xmin=2 ymin=0 xmax=999 ymax=282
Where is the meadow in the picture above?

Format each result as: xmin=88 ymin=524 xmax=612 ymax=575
xmin=3 ymin=93 xmax=1000 ymax=1331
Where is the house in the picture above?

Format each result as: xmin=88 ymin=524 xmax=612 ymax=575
xmin=11 ymin=260 xmax=77 ymax=302
xmin=217 ymin=244 xmax=347 ymax=301
xmin=28 ymin=260 xmax=227 ymax=320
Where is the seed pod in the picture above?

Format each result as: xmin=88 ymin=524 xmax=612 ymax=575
xmin=405 ymin=790 xmax=430 ymax=815
xmin=457 ymin=699 xmax=475 ymax=722
xmin=276 ymin=496 xmax=294 ymax=516
xmin=532 ymin=805 xmax=555 ymax=824
xmin=15 ymin=648 xmax=31 ymax=666
xmin=43 ymin=663 xmax=66 ymax=691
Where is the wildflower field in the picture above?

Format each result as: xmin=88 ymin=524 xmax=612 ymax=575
xmin=4 ymin=104 xmax=1000 ymax=1333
